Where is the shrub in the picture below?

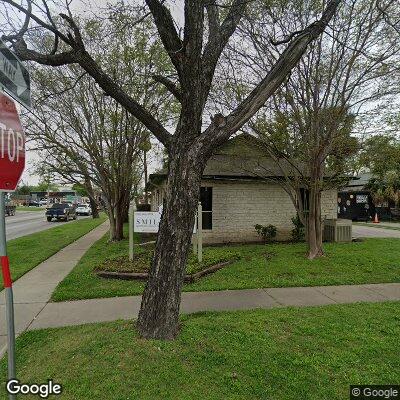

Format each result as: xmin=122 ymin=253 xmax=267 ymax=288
xmin=254 ymin=224 xmax=277 ymax=243
xmin=291 ymin=214 xmax=305 ymax=242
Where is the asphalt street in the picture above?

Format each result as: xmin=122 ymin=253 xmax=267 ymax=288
xmin=5 ymin=211 xmax=88 ymax=241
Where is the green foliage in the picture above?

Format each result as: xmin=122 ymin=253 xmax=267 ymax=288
xmin=34 ymin=181 xmax=59 ymax=193
xmin=32 ymin=166 xmax=58 ymax=192
xmin=138 ymin=132 xmax=152 ymax=153
xmin=365 ymin=175 xmax=400 ymax=206
xmin=291 ymin=214 xmax=305 ymax=242
xmin=72 ymin=183 xmax=88 ymax=197
xmin=14 ymin=184 xmax=32 ymax=195
xmin=254 ymin=224 xmax=277 ymax=242
xmin=360 ymin=134 xmax=400 ymax=205
xmin=359 ymin=135 xmax=400 ymax=177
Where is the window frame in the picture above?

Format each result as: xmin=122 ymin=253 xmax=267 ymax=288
xmin=200 ymin=186 xmax=213 ymax=230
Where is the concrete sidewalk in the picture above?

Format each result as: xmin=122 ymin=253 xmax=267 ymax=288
xmin=25 ymin=282 xmax=400 ymax=330
xmin=353 ymin=224 xmax=400 ymax=238
xmin=0 ymin=221 xmax=109 ymax=357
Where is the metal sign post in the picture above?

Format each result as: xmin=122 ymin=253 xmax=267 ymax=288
xmin=129 ymin=202 xmax=135 ymax=261
xmin=193 ymin=214 xmax=198 ymax=254
xmin=0 ymin=44 xmax=28 ymax=399
xmin=197 ymin=202 xmax=202 ymax=263
xmin=0 ymin=193 xmax=16 ymax=400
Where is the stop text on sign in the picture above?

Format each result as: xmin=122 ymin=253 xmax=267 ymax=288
xmin=0 ymin=93 xmax=25 ymax=191
xmin=0 ymin=122 xmax=24 ymax=162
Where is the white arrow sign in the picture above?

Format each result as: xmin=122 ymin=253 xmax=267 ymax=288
xmin=0 ymin=39 xmax=31 ymax=109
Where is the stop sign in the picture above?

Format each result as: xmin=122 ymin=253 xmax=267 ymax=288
xmin=0 ymin=93 xmax=25 ymax=192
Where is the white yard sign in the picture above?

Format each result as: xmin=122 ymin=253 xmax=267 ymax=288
xmin=133 ymin=205 xmax=197 ymax=233
xmin=130 ymin=202 xmax=202 ymax=262
xmin=134 ymin=211 xmax=161 ymax=233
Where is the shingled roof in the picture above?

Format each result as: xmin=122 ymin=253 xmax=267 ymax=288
xmin=147 ymin=134 xmax=309 ymax=188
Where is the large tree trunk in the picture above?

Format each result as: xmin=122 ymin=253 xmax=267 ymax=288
xmin=107 ymin=202 xmax=124 ymax=241
xmin=307 ymin=184 xmax=324 ymax=259
xmin=108 ymin=211 xmax=117 ymax=242
xmin=114 ymin=202 xmax=125 ymax=240
xmin=108 ymin=214 xmax=124 ymax=240
xmin=121 ymin=190 xmax=131 ymax=223
xmin=104 ymin=184 xmax=131 ymax=241
xmin=137 ymin=149 xmax=204 ymax=339
xmin=89 ymin=195 xmax=99 ymax=219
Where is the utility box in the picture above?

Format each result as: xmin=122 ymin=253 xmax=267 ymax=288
xmin=323 ymin=219 xmax=352 ymax=242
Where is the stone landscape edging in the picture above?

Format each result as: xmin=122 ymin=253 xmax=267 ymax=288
xmin=95 ymin=260 xmax=233 ymax=283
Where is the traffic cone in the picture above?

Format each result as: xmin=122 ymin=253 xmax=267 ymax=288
xmin=373 ymin=212 xmax=380 ymax=223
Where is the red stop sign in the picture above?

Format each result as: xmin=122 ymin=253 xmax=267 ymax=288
xmin=0 ymin=93 xmax=25 ymax=192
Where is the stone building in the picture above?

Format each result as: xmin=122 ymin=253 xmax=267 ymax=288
xmin=148 ymin=134 xmax=338 ymax=244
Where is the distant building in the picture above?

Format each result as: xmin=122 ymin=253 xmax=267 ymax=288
xmin=338 ymin=172 xmax=400 ymax=221
xmin=338 ymin=173 xmax=375 ymax=221
xmin=147 ymin=134 xmax=338 ymax=244
xmin=340 ymin=173 xmax=372 ymax=192
xmin=30 ymin=190 xmax=80 ymax=204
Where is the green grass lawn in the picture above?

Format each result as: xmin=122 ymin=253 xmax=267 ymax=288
xmin=52 ymin=225 xmax=400 ymax=301
xmin=2 ymin=215 xmax=107 ymax=286
xmin=0 ymin=302 xmax=398 ymax=400
xmin=16 ymin=206 xmax=45 ymax=212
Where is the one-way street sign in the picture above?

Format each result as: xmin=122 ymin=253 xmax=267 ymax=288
xmin=0 ymin=39 xmax=31 ymax=109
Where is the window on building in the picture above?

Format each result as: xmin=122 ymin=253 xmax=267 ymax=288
xmin=300 ymin=188 xmax=309 ymax=213
xmin=200 ymin=187 xmax=212 ymax=230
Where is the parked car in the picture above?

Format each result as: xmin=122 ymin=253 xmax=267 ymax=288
xmin=46 ymin=203 xmax=77 ymax=222
xmin=76 ymin=204 xmax=92 ymax=216
xmin=28 ymin=200 xmax=40 ymax=207
xmin=39 ymin=199 xmax=48 ymax=207
xmin=5 ymin=201 xmax=16 ymax=216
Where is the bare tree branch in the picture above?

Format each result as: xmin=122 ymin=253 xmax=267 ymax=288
xmin=145 ymin=0 xmax=183 ymax=75
xmin=152 ymin=74 xmax=182 ymax=101
xmin=201 ymin=0 xmax=341 ymax=145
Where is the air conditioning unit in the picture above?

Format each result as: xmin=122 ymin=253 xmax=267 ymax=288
xmin=323 ymin=219 xmax=352 ymax=242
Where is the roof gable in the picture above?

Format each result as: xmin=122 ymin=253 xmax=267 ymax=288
xmin=214 ymin=134 xmax=266 ymax=157
xmin=147 ymin=133 xmax=311 ymax=188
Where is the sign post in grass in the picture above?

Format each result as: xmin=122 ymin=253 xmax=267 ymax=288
xmin=129 ymin=202 xmax=136 ymax=261
xmin=192 ymin=214 xmax=197 ymax=254
xmin=0 ymin=91 xmax=27 ymax=400
xmin=0 ymin=193 xmax=16 ymax=400
xmin=131 ymin=202 xmax=203 ymax=262
xmin=197 ymin=202 xmax=202 ymax=263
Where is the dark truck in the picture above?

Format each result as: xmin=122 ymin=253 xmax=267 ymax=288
xmin=46 ymin=203 xmax=77 ymax=222
xmin=5 ymin=200 xmax=16 ymax=216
